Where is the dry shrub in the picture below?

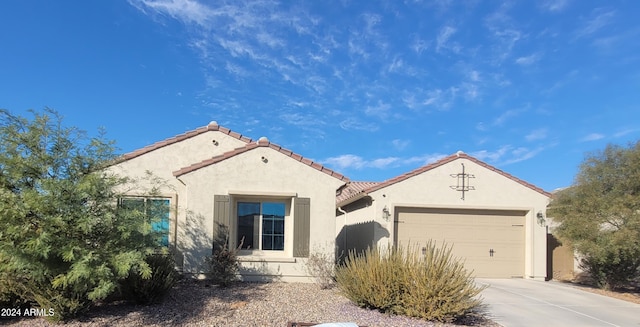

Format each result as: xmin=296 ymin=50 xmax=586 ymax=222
xmin=305 ymin=249 xmax=337 ymax=289
xmin=335 ymin=242 xmax=486 ymax=323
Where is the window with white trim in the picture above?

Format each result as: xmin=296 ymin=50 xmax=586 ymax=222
xmin=237 ymin=201 xmax=285 ymax=251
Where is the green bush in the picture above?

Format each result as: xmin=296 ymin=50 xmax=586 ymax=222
xmin=0 ymin=109 xmax=171 ymax=321
xmin=120 ymin=254 xmax=179 ymax=304
xmin=578 ymin=238 xmax=640 ymax=290
xmin=0 ymin=271 xmax=31 ymax=310
xmin=335 ymin=242 xmax=486 ymax=323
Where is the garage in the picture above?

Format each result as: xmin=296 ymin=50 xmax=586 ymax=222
xmin=394 ymin=207 xmax=526 ymax=278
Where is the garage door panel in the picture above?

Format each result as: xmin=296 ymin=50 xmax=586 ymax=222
xmin=395 ymin=207 xmax=525 ymax=278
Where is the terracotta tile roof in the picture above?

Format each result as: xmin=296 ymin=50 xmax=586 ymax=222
xmin=336 ymin=181 xmax=379 ymax=204
xmin=336 ymin=152 xmax=551 ymax=206
xmin=173 ymin=137 xmax=350 ymax=182
xmin=119 ymin=121 xmax=253 ymax=162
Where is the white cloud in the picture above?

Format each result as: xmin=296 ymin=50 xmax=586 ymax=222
xmin=339 ymin=118 xmax=379 ymax=132
xmin=405 ymin=153 xmax=448 ymax=165
xmin=320 ymin=155 xmax=397 ymax=170
xmin=225 ymin=61 xmax=249 ymax=77
xmin=539 ymin=0 xmax=570 ymax=13
xmin=280 ymin=112 xmax=325 ymax=127
xmin=322 ymin=154 xmax=366 ymax=170
xmin=369 ymin=157 xmax=400 ymax=169
xmin=614 ymin=128 xmax=639 ymax=138
xmin=411 ymin=37 xmax=429 ymax=55
xmin=256 ymin=32 xmax=286 ymax=48
xmin=392 ymin=139 xmax=410 ymax=151
xmin=387 ymin=56 xmax=404 ymax=73
xmin=525 ymin=128 xmax=548 ymax=141
xmin=515 ymin=52 xmax=542 ymax=65
xmin=322 ymin=152 xmax=446 ymax=171
xmin=128 ymin=0 xmax=214 ymax=26
xmin=475 ymin=122 xmax=488 ymax=132
xmin=436 ymin=25 xmax=458 ymax=53
xmin=365 ymin=100 xmax=392 ymax=119
xmin=471 ymin=145 xmax=511 ymax=163
xmin=581 ymin=133 xmax=605 ymax=142
xmin=422 ymin=87 xmax=457 ymax=110
xmin=468 ymin=70 xmax=481 ymax=82
xmin=575 ymin=9 xmax=616 ymax=39
xmin=502 ymin=146 xmax=544 ymax=164
xmin=493 ymin=107 xmax=527 ymax=126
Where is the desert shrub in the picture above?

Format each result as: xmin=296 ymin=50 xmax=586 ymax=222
xmin=335 ymin=242 xmax=486 ymax=323
xmin=205 ymin=223 xmax=240 ymax=287
xmin=120 ymin=253 xmax=179 ymax=304
xmin=305 ymin=248 xmax=336 ymax=289
xmin=578 ymin=240 xmax=640 ymax=290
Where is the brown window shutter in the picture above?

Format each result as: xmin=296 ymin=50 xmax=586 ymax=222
xmin=293 ymin=197 xmax=311 ymax=257
xmin=213 ymin=195 xmax=231 ymax=249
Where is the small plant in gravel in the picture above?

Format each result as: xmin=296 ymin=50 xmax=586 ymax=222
xmin=205 ymin=224 xmax=241 ymax=287
xmin=305 ymin=247 xmax=337 ymax=289
xmin=335 ymin=242 xmax=486 ymax=323
xmin=120 ymin=253 xmax=179 ymax=304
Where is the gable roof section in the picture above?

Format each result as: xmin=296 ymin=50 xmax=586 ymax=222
xmin=336 ymin=181 xmax=379 ymax=204
xmin=119 ymin=121 xmax=252 ymax=162
xmin=173 ymin=137 xmax=349 ymax=182
xmin=337 ymin=152 xmax=551 ymax=206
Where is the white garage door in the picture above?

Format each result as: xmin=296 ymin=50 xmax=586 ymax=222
xmin=394 ymin=207 xmax=525 ymax=278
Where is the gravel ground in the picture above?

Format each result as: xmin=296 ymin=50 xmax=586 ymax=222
xmin=3 ymin=281 xmax=499 ymax=327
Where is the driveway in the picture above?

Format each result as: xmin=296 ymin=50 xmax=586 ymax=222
xmin=477 ymin=278 xmax=640 ymax=327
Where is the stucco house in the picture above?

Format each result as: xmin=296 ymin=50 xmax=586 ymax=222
xmin=111 ymin=122 xmax=552 ymax=281
xmin=109 ymin=121 xmax=348 ymax=282
xmin=336 ymin=152 xmax=552 ymax=280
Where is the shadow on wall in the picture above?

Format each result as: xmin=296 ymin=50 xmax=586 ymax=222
xmin=175 ymin=210 xmax=212 ymax=275
xmin=336 ymin=220 xmax=390 ymax=264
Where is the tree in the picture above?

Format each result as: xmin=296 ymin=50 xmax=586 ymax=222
xmin=0 ymin=109 xmax=166 ymax=321
xmin=548 ymin=141 xmax=640 ymax=290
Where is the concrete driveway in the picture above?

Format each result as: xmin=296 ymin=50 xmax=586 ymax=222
xmin=477 ymin=278 xmax=640 ymax=327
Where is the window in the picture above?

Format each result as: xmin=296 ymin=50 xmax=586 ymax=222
xmin=237 ymin=201 xmax=285 ymax=251
xmin=120 ymin=197 xmax=170 ymax=247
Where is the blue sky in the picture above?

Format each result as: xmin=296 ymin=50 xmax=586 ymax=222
xmin=2 ymin=0 xmax=639 ymax=192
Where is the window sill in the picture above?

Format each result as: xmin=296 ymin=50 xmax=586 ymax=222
xmin=238 ymin=256 xmax=296 ymax=263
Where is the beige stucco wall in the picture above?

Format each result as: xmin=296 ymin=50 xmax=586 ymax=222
xmin=338 ymin=157 xmax=550 ymax=280
xmin=177 ymin=145 xmax=346 ymax=282
xmin=107 ymin=129 xmax=251 ymax=269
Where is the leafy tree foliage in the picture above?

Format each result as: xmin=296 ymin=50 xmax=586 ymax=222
xmin=549 ymin=142 xmax=640 ymax=290
xmin=0 ymin=109 xmax=168 ymax=321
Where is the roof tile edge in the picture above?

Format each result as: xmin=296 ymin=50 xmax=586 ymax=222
xmin=119 ymin=122 xmax=252 ymax=162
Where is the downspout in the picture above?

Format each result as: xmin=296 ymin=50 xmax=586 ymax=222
xmin=337 ymin=206 xmax=347 ymax=261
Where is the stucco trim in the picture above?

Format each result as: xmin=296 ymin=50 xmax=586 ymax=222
xmin=172 ymin=140 xmax=349 ymax=182
xmin=229 ymin=190 xmax=298 ymax=197
xmin=238 ymin=257 xmax=297 ymax=263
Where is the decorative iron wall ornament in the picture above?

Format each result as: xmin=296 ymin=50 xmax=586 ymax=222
xmin=450 ymin=163 xmax=475 ymax=200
